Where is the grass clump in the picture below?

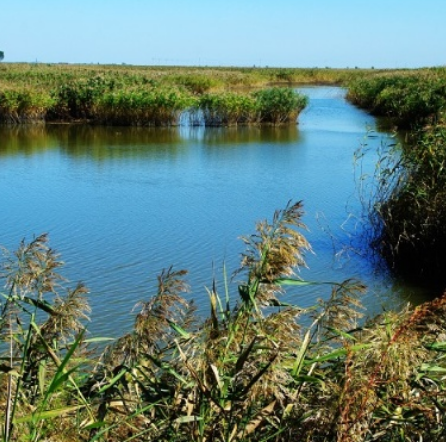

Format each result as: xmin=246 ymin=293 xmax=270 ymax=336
xmin=94 ymin=87 xmax=196 ymax=126
xmin=197 ymin=88 xmax=307 ymax=126
xmin=0 ymin=87 xmax=54 ymax=124
xmin=198 ymin=92 xmax=257 ymax=126
xmin=347 ymin=68 xmax=446 ymax=128
xmin=254 ymin=87 xmax=308 ymax=124
xmin=48 ymin=75 xmax=111 ymax=120
xmin=3 ymin=202 xmax=446 ymax=440
xmin=350 ymin=69 xmax=446 ymax=286
xmin=0 ymin=234 xmax=92 ymax=442
xmin=367 ymin=122 xmax=446 ymax=286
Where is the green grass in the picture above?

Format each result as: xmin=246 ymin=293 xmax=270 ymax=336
xmin=196 ymin=88 xmax=307 ymax=126
xmin=0 ymin=63 xmax=381 ymax=126
xmin=2 ymin=202 xmax=446 ymax=441
xmin=347 ymin=68 xmax=446 ymax=128
xmin=349 ymin=68 xmax=446 ymax=286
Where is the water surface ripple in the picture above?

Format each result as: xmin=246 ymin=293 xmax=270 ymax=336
xmin=0 ymin=87 xmax=424 ymax=337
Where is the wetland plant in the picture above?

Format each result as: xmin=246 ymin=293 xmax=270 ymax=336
xmin=350 ymin=69 xmax=446 ymax=287
xmin=94 ymin=87 xmax=196 ymax=126
xmin=2 ymin=202 xmax=446 ymax=441
xmin=370 ymin=123 xmax=446 ymax=286
xmin=254 ymin=87 xmax=308 ymax=125
xmin=0 ymin=88 xmax=54 ymax=124
xmin=347 ymin=69 xmax=446 ymax=128
xmin=198 ymin=88 xmax=307 ymax=126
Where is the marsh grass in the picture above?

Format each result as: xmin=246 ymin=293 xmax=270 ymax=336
xmin=368 ymin=123 xmax=446 ymax=286
xmin=0 ymin=63 xmax=379 ymax=126
xmin=350 ymin=69 xmax=446 ymax=287
xmin=94 ymin=87 xmax=196 ymax=126
xmin=0 ymin=234 xmax=92 ymax=441
xmin=198 ymin=92 xmax=257 ymax=126
xmin=254 ymin=87 xmax=308 ymax=125
xmin=0 ymin=87 xmax=54 ymax=124
xmin=2 ymin=203 xmax=446 ymax=441
xmin=197 ymin=88 xmax=307 ymax=126
xmin=347 ymin=68 xmax=446 ymax=128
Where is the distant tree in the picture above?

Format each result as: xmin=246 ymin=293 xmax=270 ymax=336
xmin=0 ymin=51 xmax=4 ymax=61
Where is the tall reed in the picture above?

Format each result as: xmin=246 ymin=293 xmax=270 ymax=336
xmin=94 ymin=87 xmax=196 ymax=126
xmin=0 ymin=87 xmax=54 ymax=124
xmin=350 ymin=69 xmax=446 ymax=286
xmin=198 ymin=88 xmax=307 ymax=126
xmin=0 ymin=63 xmax=378 ymax=125
xmin=347 ymin=69 xmax=446 ymax=128
xmin=3 ymin=204 xmax=446 ymax=441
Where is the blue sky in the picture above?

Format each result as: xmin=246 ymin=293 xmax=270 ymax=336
xmin=2 ymin=0 xmax=445 ymax=68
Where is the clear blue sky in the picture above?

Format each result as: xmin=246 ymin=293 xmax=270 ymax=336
xmin=2 ymin=0 xmax=445 ymax=68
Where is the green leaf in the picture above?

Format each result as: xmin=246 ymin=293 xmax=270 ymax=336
xmin=39 ymin=329 xmax=85 ymax=406
xmin=420 ymin=364 xmax=446 ymax=373
xmin=38 ymin=361 xmax=47 ymax=397
xmin=326 ymin=327 xmax=357 ymax=342
xmin=23 ymin=296 xmax=55 ymax=314
xmin=14 ymin=405 xmax=84 ymax=423
xmin=97 ymin=366 xmax=129 ymax=394
xmin=167 ymin=319 xmax=191 ymax=339
xmin=305 ymin=344 xmax=371 ymax=364
xmin=83 ymin=421 xmax=108 ymax=430
xmin=294 ymin=375 xmax=326 ymax=388
xmin=273 ymin=278 xmax=341 ymax=287
xmin=84 ymin=337 xmax=115 ymax=344
xmin=426 ymin=341 xmax=446 ymax=351
xmin=292 ymin=330 xmax=311 ymax=377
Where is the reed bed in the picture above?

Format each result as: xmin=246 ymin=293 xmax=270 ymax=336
xmin=0 ymin=63 xmax=381 ymax=126
xmin=349 ymin=68 xmax=446 ymax=287
xmin=0 ymin=86 xmax=54 ymax=124
xmin=347 ymin=68 xmax=446 ymax=128
xmin=196 ymin=88 xmax=307 ymax=126
xmin=2 ymin=202 xmax=446 ymax=441
xmin=93 ymin=87 xmax=196 ymax=126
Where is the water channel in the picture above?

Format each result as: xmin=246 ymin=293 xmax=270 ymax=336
xmin=0 ymin=87 xmax=429 ymax=337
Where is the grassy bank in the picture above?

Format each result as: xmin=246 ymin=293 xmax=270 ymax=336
xmin=347 ymin=68 xmax=446 ymax=129
xmin=348 ymin=68 xmax=446 ymax=286
xmin=2 ymin=202 xmax=446 ymax=441
xmin=0 ymin=63 xmax=384 ymax=126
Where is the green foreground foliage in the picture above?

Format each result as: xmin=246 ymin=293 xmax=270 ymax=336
xmin=2 ymin=202 xmax=446 ymax=441
xmin=348 ymin=68 xmax=446 ymax=285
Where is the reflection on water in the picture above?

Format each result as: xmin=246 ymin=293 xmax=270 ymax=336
xmin=0 ymin=125 xmax=59 ymax=156
xmin=0 ymin=124 xmax=301 ymax=159
xmin=0 ymin=87 xmax=429 ymax=337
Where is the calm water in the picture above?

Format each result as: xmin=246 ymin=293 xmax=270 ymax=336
xmin=0 ymin=87 xmax=426 ymax=337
